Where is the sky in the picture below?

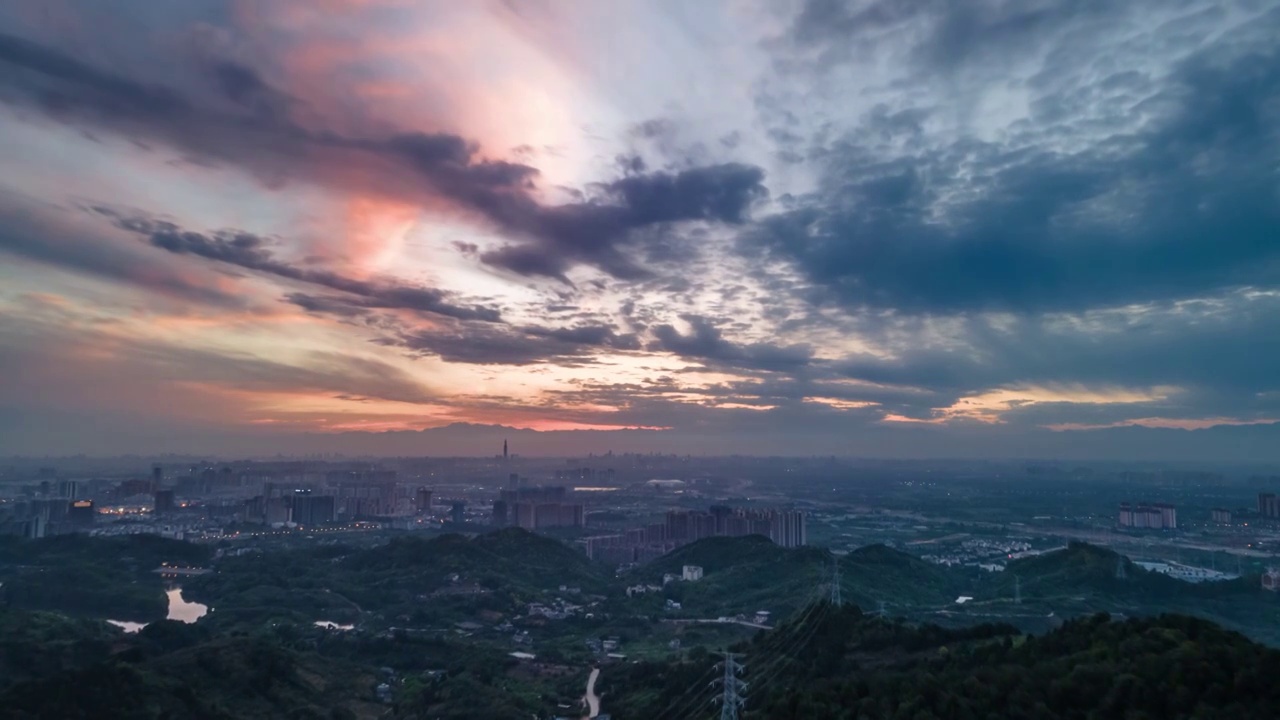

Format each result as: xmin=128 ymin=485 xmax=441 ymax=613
xmin=1 ymin=0 xmax=1279 ymax=460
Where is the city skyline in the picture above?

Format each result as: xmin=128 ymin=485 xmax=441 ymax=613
xmin=3 ymin=1 xmax=1280 ymax=460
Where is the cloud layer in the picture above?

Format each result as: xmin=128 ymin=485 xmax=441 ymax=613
xmin=1 ymin=0 xmax=1278 ymax=458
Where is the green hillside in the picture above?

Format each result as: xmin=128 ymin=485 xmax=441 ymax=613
xmin=185 ymin=527 xmax=613 ymax=632
xmin=633 ymin=538 xmax=964 ymax=620
xmin=345 ymin=527 xmax=608 ymax=592
xmin=634 ymin=536 xmax=830 ymax=618
xmin=644 ymin=534 xmax=794 ymax=576
xmin=840 ymin=543 xmax=963 ymax=609
xmin=0 ymin=534 xmax=213 ymax=621
xmin=969 ymin=542 xmax=1280 ymax=646
xmin=0 ymin=608 xmax=120 ymax=686
xmin=603 ymin=606 xmax=1280 ymax=719
xmin=0 ymin=634 xmax=380 ymax=720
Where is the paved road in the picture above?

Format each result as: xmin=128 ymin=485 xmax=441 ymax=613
xmin=663 ymin=618 xmax=774 ymax=630
xmin=583 ymin=667 xmax=600 ymax=718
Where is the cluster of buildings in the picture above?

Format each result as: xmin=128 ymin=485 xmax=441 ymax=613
xmin=583 ymin=506 xmax=806 ymax=564
xmin=1117 ymin=502 xmax=1178 ymax=530
xmin=552 ymin=467 xmax=616 ymax=483
xmin=1133 ymin=560 xmax=1237 ymax=584
xmin=0 ymin=472 xmax=165 ymax=538
xmin=491 ymin=482 xmax=585 ymax=530
xmin=1258 ymin=493 xmax=1280 ymax=519
xmin=919 ymin=538 xmax=1033 ymax=569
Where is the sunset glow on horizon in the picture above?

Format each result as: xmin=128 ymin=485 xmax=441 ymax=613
xmin=2 ymin=0 xmax=1279 ymax=459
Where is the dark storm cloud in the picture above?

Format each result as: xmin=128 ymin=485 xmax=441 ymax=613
xmin=98 ymin=210 xmax=502 ymax=322
xmin=835 ymin=290 xmax=1280 ymax=421
xmin=0 ymin=32 xmax=767 ymax=282
xmin=392 ymin=322 xmax=640 ymax=366
xmin=750 ymin=28 xmax=1280 ymax=315
xmin=649 ymin=315 xmax=813 ymax=372
xmin=478 ymin=162 xmax=768 ymax=281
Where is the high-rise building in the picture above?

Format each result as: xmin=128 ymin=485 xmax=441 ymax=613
xmin=451 ymin=501 xmax=466 ymax=525
xmin=1118 ymin=502 xmax=1176 ymax=529
xmin=492 ymin=500 xmax=509 ymax=527
xmin=292 ymin=493 xmax=335 ymax=526
xmin=515 ymin=502 xmax=537 ymax=529
xmin=415 ymin=487 xmax=434 ymax=514
xmin=154 ymin=489 xmax=176 ymax=515
xmin=1259 ymin=493 xmax=1279 ymax=518
xmin=56 ymin=480 xmax=78 ymax=500
xmin=1211 ymin=508 xmax=1232 ymax=524
xmin=265 ymin=497 xmax=290 ymax=525
xmin=333 ymin=471 xmax=397 ymax=518
xmin=769 ymin=510 xmax=807 ymax=548
xmin=520 ymin=502 xmax=585 ymax=529
xmin=152 ymin=466 xmax=163 ymax=491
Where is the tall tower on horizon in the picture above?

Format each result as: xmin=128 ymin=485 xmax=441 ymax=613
xmin=503 ymin=439 xmax=508 ymax=461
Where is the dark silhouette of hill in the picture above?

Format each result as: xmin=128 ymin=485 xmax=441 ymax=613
xmin=342 ymin=527 xmax=610 ymax=592
xmin=840 ymin=543 xmax=962 ymax=609
xmin=634 ymin=537 xmax=960 ymax=618
xmin=604 ymin=605 xmax=1280 ymax=719
xmin=0 ymin=534 xmax=212 ymax=621
xmin=0 ymin=632 xmax=379 ymax=719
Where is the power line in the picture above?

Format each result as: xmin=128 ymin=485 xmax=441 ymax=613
xmin=743 ymin=601 xmax=833 ymax=701
xmin=831 ymin=554 xmax=843 ymax=607
xmin=653 ymin=664 xmax=719 ymax=720
xmin=713 ymin=652 xmax=746 ymax=720
xmin=670 ymin=568 xmax=829 ymax=720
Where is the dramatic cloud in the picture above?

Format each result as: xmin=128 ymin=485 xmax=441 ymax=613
xmin=0 ymin=31 xmax=767 ymax=282
xmin=392 ymin=321 xmax=641 ymax=366
xmin=1 ymin=2 xmax=1278 ymax=457
xmin=650 ymin=315 xmax=813 ymax=373
xmin=99 ymin=210 xmax=502 ymax=322
xmin=754 ymin=18 xmax=1280 ymax=314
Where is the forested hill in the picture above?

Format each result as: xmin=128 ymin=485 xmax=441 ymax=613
xmin=602 ymin=605 xmax=1280 ymax=719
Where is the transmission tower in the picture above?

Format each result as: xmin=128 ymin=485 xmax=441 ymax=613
xmin=712 ymin=652 xmax=746 ymax=720
xmin=1115 ymin=557 xmax=1127 ymax=580
xmin=831 ymin=555 xmax=843 ymax=607
xmin=876 ymin=600 xmax=887 ymax=618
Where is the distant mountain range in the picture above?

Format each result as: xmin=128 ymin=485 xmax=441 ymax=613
xmin=9 ymin=418 xmax=1280 ymax=460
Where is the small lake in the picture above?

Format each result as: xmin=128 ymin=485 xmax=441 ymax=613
xmin=107 ymin=587 xmax=208 ymax=633
xmin=166 ymin=588 xmax=208 ymax=623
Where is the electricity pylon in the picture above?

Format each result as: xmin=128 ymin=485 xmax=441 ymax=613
xmin=713 ymin=652 xmax=746 ymax=720
xmin=831 ymin=555 xmax=842 ymax=607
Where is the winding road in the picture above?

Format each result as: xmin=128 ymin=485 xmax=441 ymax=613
xmin=583 ymin=667 xmax=600 ymax=718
